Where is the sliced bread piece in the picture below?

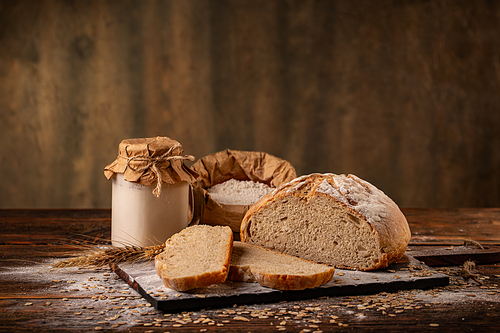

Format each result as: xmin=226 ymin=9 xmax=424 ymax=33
xmin=228 ymin=241 xmax=335 ymax=290
xmin=155 ymin=225 xmax=233 ymax=291
xmin=240 ymin=173 xmax=411 ymax=271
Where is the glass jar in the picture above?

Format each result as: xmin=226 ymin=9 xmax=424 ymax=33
xmin=111 ymin=173 xmax=190 ymax=247
xmin=104 ymin=137 xmax=199 ymax=247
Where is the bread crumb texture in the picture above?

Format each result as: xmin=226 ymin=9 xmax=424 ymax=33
xmin=240 ymin=174 xmax=411 ymax=271
xmin=229 ymin=242 xmax=334 ymax=290
xmin=155 ymin=225 xmax=233 ymax=291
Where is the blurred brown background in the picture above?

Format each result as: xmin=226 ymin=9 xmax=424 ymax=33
xmin=1 ymin=0 xmax=499 ymax=209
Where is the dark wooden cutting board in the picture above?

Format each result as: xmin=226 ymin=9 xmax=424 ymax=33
xmin=111 ymin=254 xmax=449 ymax=312
xmin=409 ymin=245 xmax=500 ymax=266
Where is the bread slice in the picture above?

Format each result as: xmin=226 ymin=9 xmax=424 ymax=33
xmin=240 ymin=173 xmax=411 ymax=271
xmin=155 ymin=225 xmax=233 ymax=291
xmin=229 ymin=241 xmax=334 ymax=290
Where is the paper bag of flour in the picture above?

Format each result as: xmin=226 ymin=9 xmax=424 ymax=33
xmin=191 ymin=149 xmax=297 ymax=234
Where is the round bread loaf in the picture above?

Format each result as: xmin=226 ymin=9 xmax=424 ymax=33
xmin=240 ymin=173 xmax=411 ymax=271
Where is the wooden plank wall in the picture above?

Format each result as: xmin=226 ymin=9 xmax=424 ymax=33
xmin=1 ymin=0 xmax=499 ymax=208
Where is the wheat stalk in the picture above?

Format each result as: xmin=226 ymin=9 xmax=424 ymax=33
xmin=51 ymin=243 xmax=165 ymax=269
xmin=458 ymin=260 xmax=483 ymax=285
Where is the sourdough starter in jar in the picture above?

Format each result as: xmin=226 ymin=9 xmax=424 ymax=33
xmin=111 ymin=173 xmax=189 ymax=247
xmin=104 ymin=136 xmax=199 ymax=247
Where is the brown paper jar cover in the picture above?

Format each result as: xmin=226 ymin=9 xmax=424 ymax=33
xmin=104 ymin=136 xmax=198 ymax=188
xmin=191 ymin=149 xmax=297 ymax=233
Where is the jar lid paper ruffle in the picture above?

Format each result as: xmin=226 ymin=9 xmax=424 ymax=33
xmin=104 ymin=136 xmax=198 ymax=197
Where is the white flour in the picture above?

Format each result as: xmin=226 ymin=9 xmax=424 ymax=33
xmin=208 ymin=179 xmax=272 ymax=205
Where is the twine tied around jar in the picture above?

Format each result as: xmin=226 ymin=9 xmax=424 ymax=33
xmin=118 ymin=143 xmax=195 ymax=197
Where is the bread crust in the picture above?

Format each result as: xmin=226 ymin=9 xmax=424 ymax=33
xmin=155 ymin=253 xmax=231 ymax=291
xmin=240 ymin=173 xmax=411 ymax=271
xmin=250 ymin=270 xmax=333 ymax=290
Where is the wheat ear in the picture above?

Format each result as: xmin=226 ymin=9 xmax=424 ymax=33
xmin=51 ymin=244 xmax=165 ymax=269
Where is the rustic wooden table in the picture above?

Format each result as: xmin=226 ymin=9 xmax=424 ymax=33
xmin=1 ymin=208 xmax=499 ymax=332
